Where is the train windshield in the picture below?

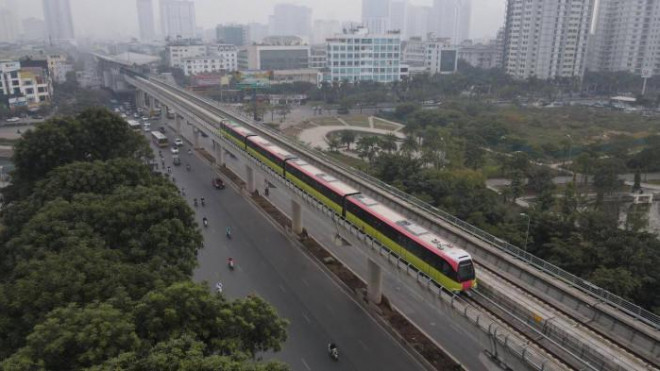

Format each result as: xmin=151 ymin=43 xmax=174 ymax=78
xmin=457 ymin=261 xmax=475 ymax=281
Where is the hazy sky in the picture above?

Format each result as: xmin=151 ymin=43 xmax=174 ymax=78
xmin=8 ymin=0 xmax=506 ymax=41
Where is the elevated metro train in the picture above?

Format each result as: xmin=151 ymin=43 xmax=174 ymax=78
xmin=220 ymin=120 xmax=477 ymax=293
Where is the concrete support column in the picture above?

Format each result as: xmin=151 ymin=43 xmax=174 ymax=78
xmin=367 ymin=258 xmax=383 ymax=305
xmin=213 ymin=140 xmax=225 ymax=166
xmin=148 ymin=95 xmax=154 ymax=110
xmin=135 ymin=90 xmax=141 ymax=109
xmin=175 ymin=115 xmax=181 ymax=134
xmin=291 ymin=200 xmax=303 ymax=235
xmin=192 ymin=126 xmax=200 ymax=148
xmin=245 ymin=165 xmax=255 ymax=193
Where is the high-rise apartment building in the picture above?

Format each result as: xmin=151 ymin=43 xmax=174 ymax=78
xmin=432 ymin=0 xmax=471 ymax=44
xmin=503 ymin=0 xmax=595 ymax=80
xmin=0 ymin=7 xmax=18 ymax=42
xmin=269 ymin=4 xmax=312 ymax=41
xmin=407 ymin=5 xmax=432 ymax=39
xmin=216 ymin=25 xmax=248 ymax=46
xmin=160 ymin=0 xmax=196 ymax=40
xmin=248 ymin=23 xmax=268 ymax=44
xmin=589 ymin=0 xmax=660 ymax=76
xmin=389 ymin=1 xmax=408 ymax=37
xmin=325 ymin=27 xmax=402 ymax=83
xmin=136 ymin=0 xmax=156 ymax=41
xmin=22 ymin=17 xmax=46 ymax=41
xmin=362 ymin=0 xmax=391 ymax=34
xmin=42 ymin=0 xmax=74 ymax=42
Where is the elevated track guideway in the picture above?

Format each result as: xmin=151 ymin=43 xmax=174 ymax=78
xmin=122 ymin=69 xmax=659 ymax=370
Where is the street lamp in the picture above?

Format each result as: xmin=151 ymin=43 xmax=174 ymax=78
xmin=520 ymin=212 xmax=531 ymax=251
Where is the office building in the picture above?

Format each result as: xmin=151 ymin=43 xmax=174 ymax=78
xmin=310 ymin=44 xmax=327 ymax=69
xmin=240 ymin=36 xmax=310 ymax=70
xmin=42 ymin=0 xmax=74 ymax=42
xmin=45 ymin=54 xmax=73 ymax=83
xmin=216 ymin=24 xmax=248 ymax=46
xmin=503 ymin=0 xmax=595 ymax=80
xmin=160 ymin=0 xmax=196 ymax=39
xmin=136 ymin=0 xmax=156 ymax=41
xmin=0 ymin=60 xmax=52 ymax=109
xmin=458 ymin=29 xmax=504 ymax=70
xmin=22 ymin=17 xmax=46 ymax=41
xmin=325 ymin=27 xmax=402 ymax=82
xmin=432 ymin=0 xmax=471 ymax=44
xmin=312 ymin=20 xmax=341 ymax=45
xmin=362 ymin=0 xmax=390 ymax=34
xmin=182 ymin=44 xmax=238 ymax=76
xmin=589 ymin=0 xmax=660 ymax=76
xmin=269 ymin=4 xmax=312 ymax=41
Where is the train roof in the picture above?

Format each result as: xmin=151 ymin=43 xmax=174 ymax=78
xmin=347 ymin=194 xmax=472 ymax=264
xmin=248 ymin=136 xmax=297 ymax=161
xmin=288 ymin=159 xmax=359 ymax=196
xmin=224 ymin=121 xmax=255 ymax=137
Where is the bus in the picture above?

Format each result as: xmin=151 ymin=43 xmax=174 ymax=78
xmin=127 ymin=120 xmax=141 ymax=132
xmin=151 ymin=131 xmax=169 ymax=147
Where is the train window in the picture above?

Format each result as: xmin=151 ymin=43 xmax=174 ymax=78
xmin=457 ymin=261 xmax=475 ymax=281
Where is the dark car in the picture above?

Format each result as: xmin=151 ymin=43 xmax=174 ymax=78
xmin=212 ymin=178 xmax=225 ymax=189
xmin=159 ymin=126 xmax=166 ymax=133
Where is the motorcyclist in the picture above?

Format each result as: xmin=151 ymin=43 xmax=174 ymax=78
xmin=202 ymin=216 xmax=208 ymax=227
xmin=215 ymin=281 xmax=223 ymax=293
xmin=186 ymin=163 xmax=191 ymax=171
xmin=194 ymin=198 xmax=198 ymax=207
xmin=226 ymin=226 xmax=231 ymax=238
xmin=228 ymin=257 xmax=235 ymax=270
xmin=200 ymin=197 xmax=205 ymax=206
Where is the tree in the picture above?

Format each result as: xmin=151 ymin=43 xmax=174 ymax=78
xmin=339 ymin=130 xmax=356 ymax=150
xmin=593 ymin=159 xmax=625 ymax=198
xmin=276 ymin=104 xmax=291 ymax=121
xmin=380 ymin=133 xmax=398 ymax=153
xmin=356 ymin=136 xmax=380 ymax=163
xmin=337 ymin=98 xmax=354 ymax=114
xmin=2 ymin=303 xmax=140 ymax=370
xmin=393 ymin=103 xmax=420 ymax=120
xmin=464 ymin=142 xmax=485 ymax=170
xmin=324 ymin=134 xmax=341 ymax=152
xmin=400 ymin=135 xmax=418 ymax=159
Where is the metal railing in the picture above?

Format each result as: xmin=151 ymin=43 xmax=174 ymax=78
xmin=140 ymin=74 xmax=660 ymax=330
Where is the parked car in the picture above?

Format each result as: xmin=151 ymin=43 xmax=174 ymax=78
xmin=212 ymin=178 xmax=225 ymax=189
xmin=174 ymin=138 xmax=184 ymax=147
xmin=6 ymin=117 xmax=20 ymax=122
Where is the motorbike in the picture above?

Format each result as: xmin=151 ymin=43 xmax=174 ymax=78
xmin=194 ymin=199 xmax=198 ymax=207
xmin=228 ymin=259 xmax=235 ymax=270
xmin=186 ymin=164 xmax=191 ymax=172
xmin=328 ymin=344 xmax=339 ymax=361
xmin=203 ymin=218 xmax=208 ymax=227
xmin=226 ymin=229 xmax=231 ymax=239
xmin=201 ymin=198 xmax=205 ymax=206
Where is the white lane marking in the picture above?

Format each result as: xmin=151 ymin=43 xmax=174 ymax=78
xmin=301 ymin=358 xmax=311 ymax=371
xmin=301 ymin=278 xmax=310 ymax=287
xmin=279 ymin=284 xmax=287 ymax=293
xmin=358 ymin=339 xmax=369 ymax=351
xmin=302 ymin=313 xmax=312 ymax=324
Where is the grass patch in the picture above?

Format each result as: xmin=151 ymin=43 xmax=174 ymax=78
xmin=342 ymin=115 xmax=371 ymax=127
xmin=372 ymin=118 xmax=401 ymax=131
xmin=313 ymin=117 xmax=343 ymax=126
xmin=323 ymin=151 xmax=369 ymax=171
xmin=0 ymin=138 xmax=18 ymax=146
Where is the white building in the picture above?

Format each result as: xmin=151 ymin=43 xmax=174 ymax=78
xmin=0 ymin=60 xmax=52 ymax=109
xmin=46 ymin=54 xmax=73 ymax=83
xmin=310 ymin=45 xmax=327 ymax=70
xmin=182 ymin=44 xmax=238 ymax=76
xmin=160 ymin=0 xmax=196 ymax=40
xmin=589 ymin=0 xmax=660 ymax=77
xmin=503 ymin=0 xmax=595 ymax=80
xmin=269 ymin=4 xmax=312 ymax=41
xmin=42 ymin=0 xmax=74 ymax=42
xmin=362 ymin=0 xmax=391 ymax=35
xmin=404 ymin=37 xmax=458 ymax=74
xmin=168 ymin=44 xmax=206 ymax=68
xmin=325 ymin=27 xmax=402 ymax=83
xmin=136 ymin=0 xmax=156 ymax=41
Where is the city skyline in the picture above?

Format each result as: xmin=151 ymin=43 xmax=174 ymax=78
xmin=5 ymin=0 xmax=506 ymax=41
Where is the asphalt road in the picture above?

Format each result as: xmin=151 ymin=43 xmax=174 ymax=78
xmin=146 ymin=129 xmax=427 ymax=371
xmin=159 ymin=118 xmax=500 ymax=371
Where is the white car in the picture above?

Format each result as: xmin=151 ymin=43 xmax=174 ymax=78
xmin=174 ymin=138 xmax=184 ymax=147
xmin=171 ymin=146 xmax=180 ymax=154
xmin=6 ymin=117 xmax=20 ymax=122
